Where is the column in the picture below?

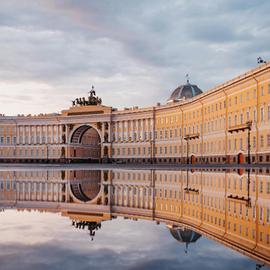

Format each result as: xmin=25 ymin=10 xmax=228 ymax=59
xmin=142 ymin=119 xmax=145 ymax=141
xmin=33 ymin=182 xmax=37 ymax=201
xmin=65 ymin=124 xmax=69 ymax=143
xmin=137 ymin=186 xmax=140 ymax=208
xmin=126 ymin=121 xmax=129 ymax=141
xmin=59 ymin=125 xmax=63 ymax=144
xmin=115 ymin=185 xmax=118 ymax=205
xmin=121 ymin=185 xmax=124 ymax=206
xmin=126 ymin=186 xmax=129 ymax=206
xmin=130 ymin=186 xmax=134 ymax=207
xmin=101 ymin=184 xmax=106 ymax=205
xmin=58 ymin=183 xmax=62 ymax=202
xmin=28 ymin=182 xmax=31 ymax=201
xmin=146 ymin=187 xmax=150 ymax=209
xmin=131 ymin=120 xmax=134 ymax=141
xmin=115 ymin=122 xmax=118 ymax=142
xmin=122 ymin=121 xmax=125 ymax=141
xmin=57 ymin=125 xmax=60 ymax=144
xmin=102 ymin=123 xmax=105 ymax=143
xmin=45 ymin=125 xmax=48 ymax=144
xmin=28 ymin=125 xmax=31 ymax=144
xmin=65 ymin=182 xmax=68 ymax=202
xmin=121 ymin=121 xmax=125 ymax=141
xmin=39 ymin=182 xmax=42 ymax=201
xmin=34 ymin=126 xmax=37 ymax=144
xmin=136 ymin=120 xmax=139 ymax=141
xmin=108 ymin=122 xmax=112 ymax=142
xmin=22 ymin=182 xmax=25 ymax=200
xmin=105 ymin=183 xmax=111 ymax=206
xmin=16 ymin=125 xmax=20 ymax=144
xmin=51 ymin=125 xmax=54 ymax=144
xmin=23 ymin=126 xmax=26 ymax=144
xmin=45 ymin=182 xmax=48 ymax=201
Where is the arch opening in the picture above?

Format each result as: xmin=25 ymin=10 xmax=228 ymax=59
xmin=70 ymin=125 xmax=101 ymax=162
xmin=191 ymin=155 xmax=196 ymax=165
xmin=238 ymin=152 xmax=244 ymax=164
xmin=70 ymin=171 xmax=101 ymax=202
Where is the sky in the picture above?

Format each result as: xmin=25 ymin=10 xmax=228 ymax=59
xmin=0 ymin=211 xmax=261 ymax=270
xmin=0 ymin=0 xmax=269 ymax=115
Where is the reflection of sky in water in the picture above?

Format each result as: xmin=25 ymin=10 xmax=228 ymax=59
xmin=0 ymin=210 xmax=268 ymax=270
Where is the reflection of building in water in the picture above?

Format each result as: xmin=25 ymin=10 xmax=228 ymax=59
xmin=71 ymin=220 xmax=102 ymax=241
xmin=0 ymin=168 xmax=269 ymax=266
xmin=168 ymin=225 xmax=201 ymax=253
xmin=68 ymin=170 xmax=101 ymax=203
xmin=0 ymin=170 xmax=66 ymax=203
xmin=0 ymin=63 xmax=270 ymax=164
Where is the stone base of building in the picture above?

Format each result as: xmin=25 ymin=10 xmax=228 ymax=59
xmin=0 ymin=153 xmax=270 ymax=164
xmin=0 ymin=158 xmax=100 ymax=164
xmin=110 ymin=153 xmax=270 ymax=165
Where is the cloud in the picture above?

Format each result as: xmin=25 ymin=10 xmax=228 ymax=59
xmin=0 ymin=0 xmax=269 ymax=115
xmin=0 ymin=211 xmax=260 ymax=270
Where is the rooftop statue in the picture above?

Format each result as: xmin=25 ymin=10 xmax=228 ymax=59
xmin=72 ymin=85 xmax=102 ymax=107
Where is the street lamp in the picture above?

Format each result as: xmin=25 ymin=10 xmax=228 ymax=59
xmin=228 ymin=121 xmax=252 ymax=164
xmin=227 ymin=169 xmax=251 ymax=208
xmin=184 ymin=170 xmax=199 ymax=194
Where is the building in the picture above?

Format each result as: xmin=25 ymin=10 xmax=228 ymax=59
xmin=0 ymin=168 xmax=269 ymax=265
xmin=0 ymin=62 xmax=270 ymax=164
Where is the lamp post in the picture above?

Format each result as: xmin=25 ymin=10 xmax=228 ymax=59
xmin=228 ymin=121 xmax=252 ymax=164
xmin=184 ymin=170 xmax=199 ymax=194
xmin=227 ymin=168 xmax=251 ymax=208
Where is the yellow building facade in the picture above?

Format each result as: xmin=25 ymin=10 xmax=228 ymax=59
xmin=0 ymin=62 xmax=270 ymax=163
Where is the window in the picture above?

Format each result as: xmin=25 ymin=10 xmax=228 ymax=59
xmin=253 ymin=136 xmax=256 ymax=148
xmin=260 ymin=181 xmax=263 ymax=193
xmin=253 ymin=109 xmax=257 ymax=123
xmin=261 ymin=107 xmax=264 ymax=122
xmin=246 ymin=111 xmax=250 ymax=121
xmin=260 ymin=135 xmax=264 ymax=148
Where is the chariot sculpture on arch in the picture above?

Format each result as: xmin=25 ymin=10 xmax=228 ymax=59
xmin=72 ymin=85 xmax=102 ymax=106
